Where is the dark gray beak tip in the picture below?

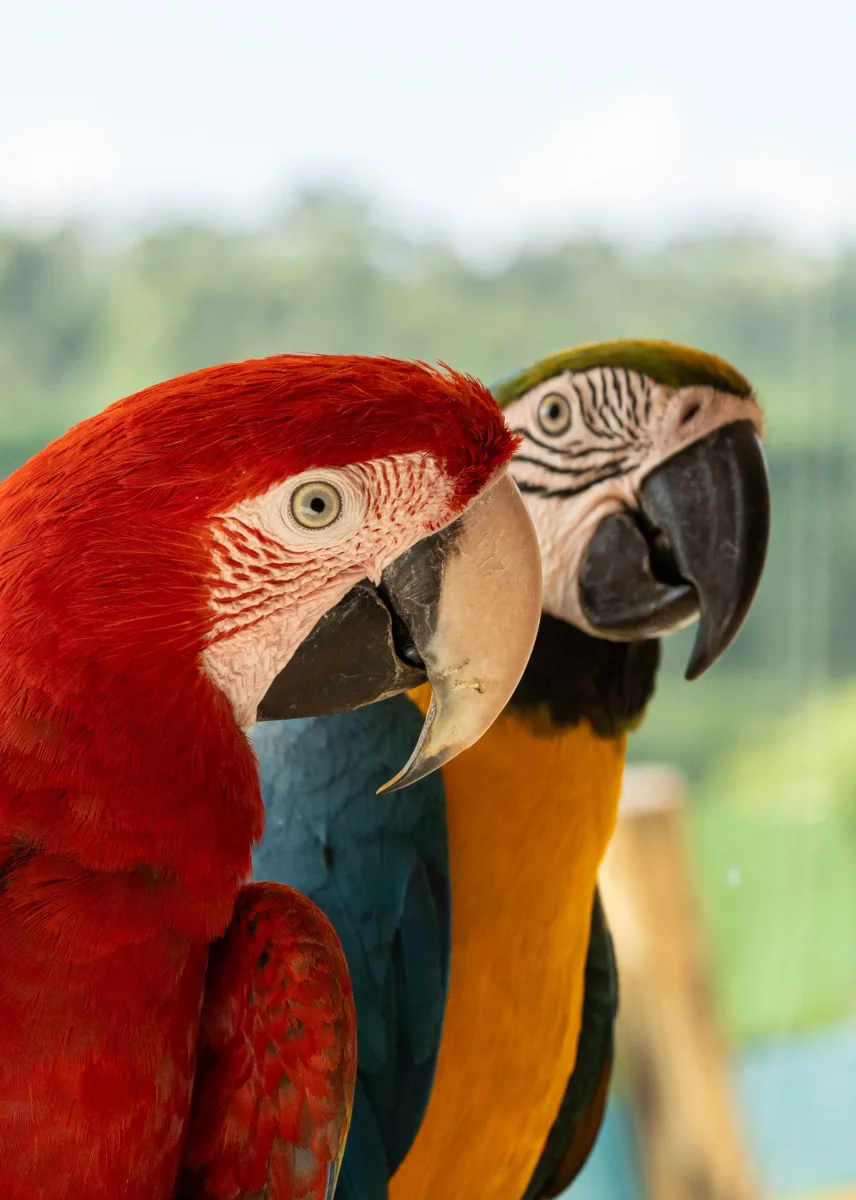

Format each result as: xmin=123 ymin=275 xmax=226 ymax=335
xmin=642 ymin=419 xmax=771 ymax=679
xmin=684 ymin=637 xmax=714 ymax=682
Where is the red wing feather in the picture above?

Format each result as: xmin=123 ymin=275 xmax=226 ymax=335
xmin=179 ymin=882 xmax=356 ymax=1200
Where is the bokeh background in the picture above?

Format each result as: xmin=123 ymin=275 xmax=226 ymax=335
xmin=2 ymin=2 xmax=855 ymax=1196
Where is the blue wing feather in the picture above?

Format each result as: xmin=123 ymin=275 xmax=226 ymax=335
xmin=251 ymin=695 xmax=450 ymax=1198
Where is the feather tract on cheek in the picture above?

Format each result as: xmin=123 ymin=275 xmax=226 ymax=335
xmin=0 ymin=352 xmax=540 ymax=1200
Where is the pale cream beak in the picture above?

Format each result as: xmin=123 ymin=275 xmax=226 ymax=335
xmin=377 ymin=471 xmax=542 ymax=793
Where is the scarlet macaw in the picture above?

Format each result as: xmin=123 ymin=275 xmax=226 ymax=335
xmin=252 ymin=340 xmax=770 ymax=1200
xmin=0 ymin=355 xmax=542 ymax=1199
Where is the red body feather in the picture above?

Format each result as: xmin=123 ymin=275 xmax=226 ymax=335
xmin=0 ymin=355 xmax=516 ymax=1198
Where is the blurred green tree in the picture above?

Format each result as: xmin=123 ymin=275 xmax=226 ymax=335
xmin=1 ymin=190 xmax=854 ymax=782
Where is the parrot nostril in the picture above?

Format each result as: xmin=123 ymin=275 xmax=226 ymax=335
xmin=376 ymin=582 xmax=425 ymax=670
xmin=681 ymin=402 xmax=701 ymax=425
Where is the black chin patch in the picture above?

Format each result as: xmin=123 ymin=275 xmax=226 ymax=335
xmin=509 ymin=613 xmax=661 ymax=737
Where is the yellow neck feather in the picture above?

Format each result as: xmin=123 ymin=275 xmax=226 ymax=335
xmin=390 ymin=690 xmax=626 ymax=1200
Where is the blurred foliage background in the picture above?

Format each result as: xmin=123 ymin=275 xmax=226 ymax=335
xmin=2 ymin=189 xmax=855 ymax=1051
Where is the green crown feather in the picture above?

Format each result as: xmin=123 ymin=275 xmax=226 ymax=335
xmin=491 ymin=339 xmax=752 ymax=408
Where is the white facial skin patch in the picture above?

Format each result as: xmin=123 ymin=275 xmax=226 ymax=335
xmin=202 ymin=452 xmax=453 ymax=728
xmin=503 ymin=367 xmax=764 ymax=637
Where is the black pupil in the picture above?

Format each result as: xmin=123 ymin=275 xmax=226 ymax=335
xmin=309 ymin=495 xmax=326 ymax=514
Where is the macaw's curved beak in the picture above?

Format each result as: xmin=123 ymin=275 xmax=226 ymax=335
xmin=578 ymin=420 xmax=770 ymax=681
xmin=257 ymin=472 xmax=542 ymax=790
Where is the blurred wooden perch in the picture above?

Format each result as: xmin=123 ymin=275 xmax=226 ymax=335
xmin=599 ymin=764 xmax=763 ymax=1200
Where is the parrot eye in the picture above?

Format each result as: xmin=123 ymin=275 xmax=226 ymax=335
xmin=290 ymin=481 xmax=343 ymax=529
xmin=537 ymin=392 xmax=572 ymax=437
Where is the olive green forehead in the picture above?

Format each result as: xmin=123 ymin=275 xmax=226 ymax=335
xmin=491 ymin=339 xmax=753 ymax=408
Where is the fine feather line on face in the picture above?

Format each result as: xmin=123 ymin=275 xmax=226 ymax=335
xmin=513 ymin=453 xmax=635 ymax=480
xmin=514 ymin=461 xmax=633 ymax=499
xmin=510 ymin=426 xmax=637 ymax=460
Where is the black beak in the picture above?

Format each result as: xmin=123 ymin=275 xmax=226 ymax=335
xmin=256 ymin=473 xmax=542 ymax=789
xmin=256 ymin=576 xmax=428 ymax=721
xmin=578 ymin=420 xmax=770 ymax=680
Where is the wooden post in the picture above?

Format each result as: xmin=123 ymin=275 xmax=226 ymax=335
xmin=599 ymin=764 xmax=763 ymax=1200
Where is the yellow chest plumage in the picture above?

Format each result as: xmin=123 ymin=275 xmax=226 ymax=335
xmin=390 ymin=695 xmax=626 ymax=1200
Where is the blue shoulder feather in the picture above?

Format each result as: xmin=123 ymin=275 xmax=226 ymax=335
xmin=251 ymin=695 xmax=450 ymax=1199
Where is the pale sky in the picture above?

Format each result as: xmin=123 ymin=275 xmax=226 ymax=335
xmin=2 ymin=0 xmax=854 ymax=253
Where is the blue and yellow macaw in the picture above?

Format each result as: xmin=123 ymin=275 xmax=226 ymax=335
xmin=252 ymin=340 xmax=771 ymax=1200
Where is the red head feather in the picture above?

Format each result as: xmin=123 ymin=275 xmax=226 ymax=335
xmin=0 ymin=355 xmax=516 ymax=905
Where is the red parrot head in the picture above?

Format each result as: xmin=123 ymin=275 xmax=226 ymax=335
xmin=0 ymin=355 xmax=541 ymax=884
